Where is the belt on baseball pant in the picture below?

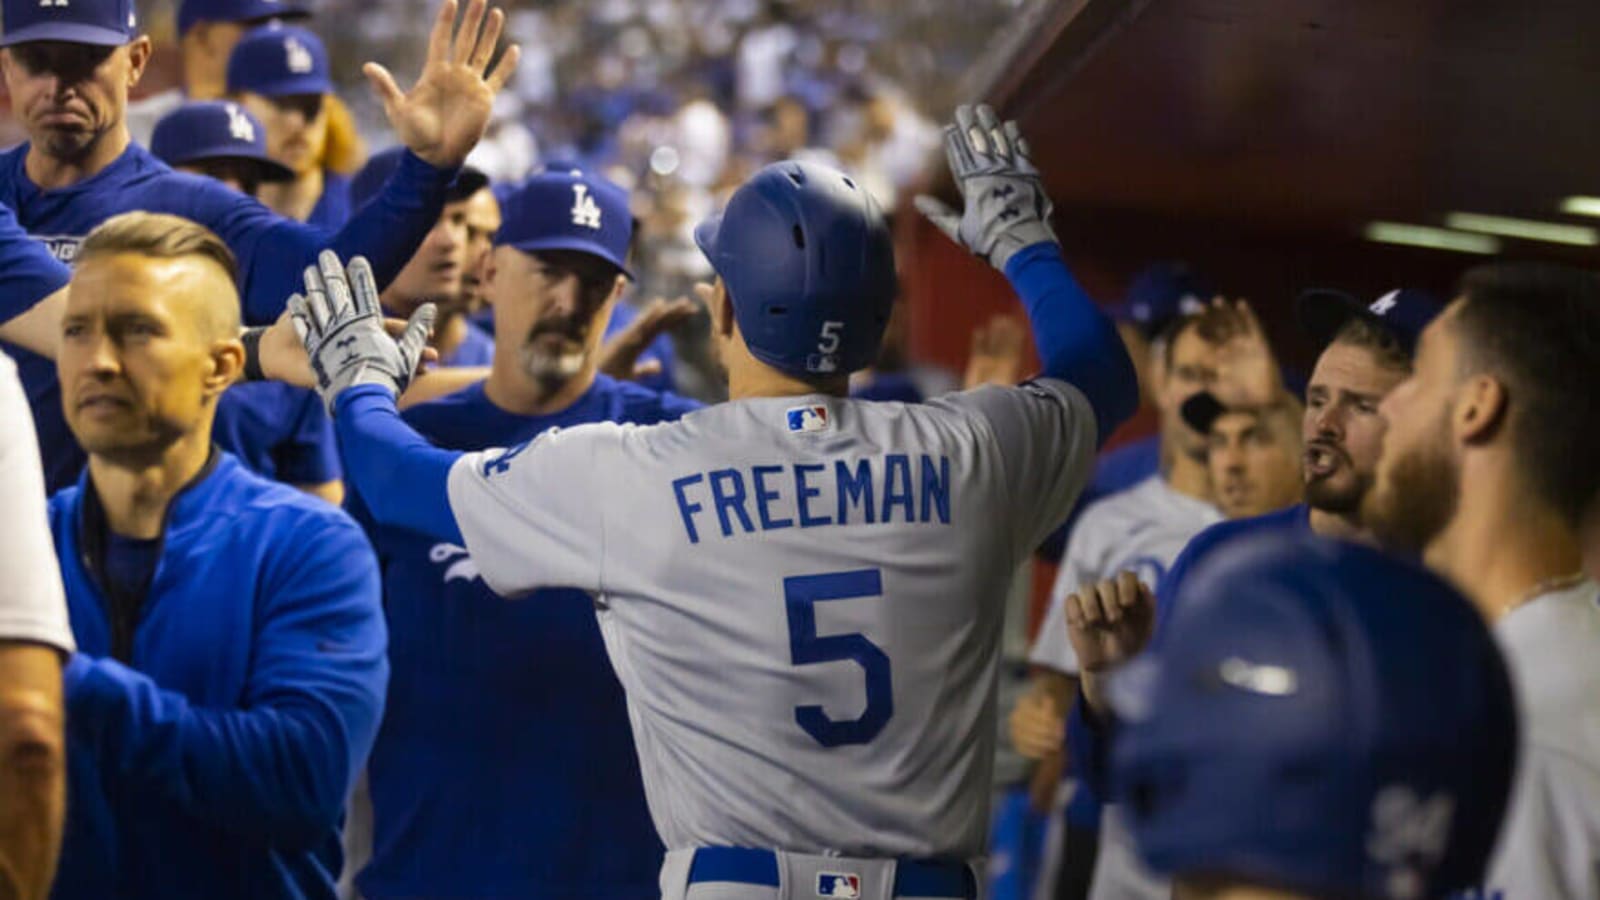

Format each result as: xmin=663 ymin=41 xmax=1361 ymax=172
xmin=687 ymin=847 xmax=977 ymax=898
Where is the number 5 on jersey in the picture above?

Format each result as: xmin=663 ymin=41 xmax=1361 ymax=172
xmin=785 ymin=569 xmax=893 ymax=747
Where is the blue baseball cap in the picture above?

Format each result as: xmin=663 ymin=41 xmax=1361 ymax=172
xmin=350 ymin=146 xmax=489 ymax=212
xmin=0 ymin=0 xmax=137 ymax=47
xmin=1109 ymin=532 xmax=1517 ymax=899
xmin=495 ymin=169 xmax=632 ymax=278
xmin=1298 ymin=287 xmax=1444 ymax=357
xmin=150 ymin=100 xmax=293 ymax=182
xmin=1110 ymin=261 xmax=1212 ymax=339
xmin=226 ymin=24 xmax=330 ymax=97
xmin=178 ymin=0 xmax=310 ymax=36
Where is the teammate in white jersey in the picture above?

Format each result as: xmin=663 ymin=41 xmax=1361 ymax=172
xmin=1363 ymin=262 xmax=1600 ymax=899
xmin=1010 ymin=304 xmax=1227 ymax=789
xmin=0 ymin=349 xmax=74 ymax=900
xmin=286 ymin=105 xmax=1138 ymax=899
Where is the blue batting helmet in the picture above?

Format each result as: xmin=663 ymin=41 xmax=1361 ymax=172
xmin=694 ymin=160 xmax=896 ymax=377
xmin=1109 ymin=533 xmax=1517 ymax=900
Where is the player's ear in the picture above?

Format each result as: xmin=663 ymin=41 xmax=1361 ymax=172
xmin=1454 ymin=373 xmax=1506 ymax=445
xmin=205 ymin=337 xmax=246 ymax=398
xmin=711 ymin=278 xmax=734 ymax=339
xmin=126 ymin=36 xmax=153 ymax=87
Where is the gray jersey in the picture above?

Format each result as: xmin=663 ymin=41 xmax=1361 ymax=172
xmin=446 ymin=381 xmax=1097 ymax=859
xmin=1484 ymin=579 xmax=1600 ymax=898
xmin=0 ymin=351 xmax=72 ymax=652
xmin=1029 ymin=475 xmax=1220 ymax=675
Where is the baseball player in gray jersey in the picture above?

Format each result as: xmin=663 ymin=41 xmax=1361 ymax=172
xmin=286 ymin=105 xmax=1137 ymax=900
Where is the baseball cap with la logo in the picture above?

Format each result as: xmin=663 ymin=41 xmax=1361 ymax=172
xmin=1296 ymin=286 xmax=1444 ymax=357
xmin=225 ymin=23 xmax=331 ymax=97
xmin=0 ymin=0 xmax=138 ymax=47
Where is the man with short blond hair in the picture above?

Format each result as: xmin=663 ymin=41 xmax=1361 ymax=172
xmin=48 ymin=211 xmax=388 ymax=899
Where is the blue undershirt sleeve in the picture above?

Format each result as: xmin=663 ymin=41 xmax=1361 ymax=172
xmin=0 ymin=202 xmax=69 ymax=323
xmin=1003 ymin=242 xmax=1139 ymax=446
xmin=333 ymin=385 xmax=464 ymax=544
xmin=194 ymin=152 xmax=457 ymax=325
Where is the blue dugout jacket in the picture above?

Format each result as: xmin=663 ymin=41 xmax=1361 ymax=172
xmin=50 ymin=452 xmax=388 ymax=899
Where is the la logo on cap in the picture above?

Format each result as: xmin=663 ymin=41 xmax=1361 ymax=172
xmin=570 ymin=184 xmax=602 ymax=230
xmin=225 ymin=103 xmax=256 ymax=142
xmin=285 ymin=37 xmax=314 ymax=74
xmin=1369 ymin=290 xmax=1400 ymax=316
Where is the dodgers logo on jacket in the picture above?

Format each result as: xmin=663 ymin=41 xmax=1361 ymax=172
xmin=786 ymin=405 xmax=829 ymax=433
xmin=816 ymin=872 xmax=861 ymax=898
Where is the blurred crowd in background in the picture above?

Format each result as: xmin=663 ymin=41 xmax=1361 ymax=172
xmin=0 ymin=0 xmax=1039 ymax=398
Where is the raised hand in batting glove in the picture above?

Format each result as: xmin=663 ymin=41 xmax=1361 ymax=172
xmin=289 ymin=250 xmax=435 ymax=412
xmin=914 ymin=103 xmax=1057 ymax=271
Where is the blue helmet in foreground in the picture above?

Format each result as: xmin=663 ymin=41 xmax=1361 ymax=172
xmin=694 ymin=161 xmax=896 ymax=378
xmin=1109 ymin=533 xmax=1517 ymax=900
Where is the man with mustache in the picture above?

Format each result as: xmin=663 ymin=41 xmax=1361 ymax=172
xmin=1362 ymin=263 xmax=1600 ymax=899
xmin=1149 ymin=287 xmax=1443 ymax=601
xmin=1053 ymin=287 xmax=1439 ymax=900
xmin=0 ymin=0 xmax=519 ymax=490
xmin=345 ymin=169 xmax=699 ymax=900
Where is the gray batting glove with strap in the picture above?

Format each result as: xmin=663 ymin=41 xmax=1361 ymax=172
xmin=914 ymin=103 xmax=1058 ymax=271
xmin=289 ymin=250 xmax=435 ymax=412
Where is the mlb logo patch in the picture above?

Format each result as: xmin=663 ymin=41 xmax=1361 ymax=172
xmin=817 ymin=872 xmax=861 ymax=898
xmin=786 ymin=405 xmax=830 ymax=433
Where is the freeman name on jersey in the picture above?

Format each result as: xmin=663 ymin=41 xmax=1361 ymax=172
xmin=671 ymin=454 xmax=953 ymax=543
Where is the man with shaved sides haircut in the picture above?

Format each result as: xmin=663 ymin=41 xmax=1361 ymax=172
xmin=46 ymin=212 xmax=388 ymax=899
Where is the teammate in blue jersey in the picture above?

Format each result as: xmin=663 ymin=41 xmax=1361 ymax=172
xmin=0 ymin=203 xmax=70 ymax=355
xmin=150 ymin=100 xmax=344 ymax=501
xmin=227 ymin=25 xmax=351 ymax=228
xmin=151 ymin=99 xmax=296 ymax=192
xmin=47 ymin=212 xmax=388 ymax=900
xmin=286 ymin=105 xmax=1136 ymax=900
xmin=0 ymin=0 xmax=519 ymax=490
xmin=349 ymin=170 xmax=695 ymax=900
xmin=351 ymin=146 xmax=501 ymax=369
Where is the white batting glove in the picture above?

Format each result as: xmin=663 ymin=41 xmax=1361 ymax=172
xmin=289 ymin=251 xmax=435 ymax=412
xmin=915 ymin=103 xmax=1058 ymax=271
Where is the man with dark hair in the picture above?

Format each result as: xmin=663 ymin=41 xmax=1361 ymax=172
xmin=352 ymin=146 xmax=498 ymax=368
xmin=1363 ymin=262 xmax=1600 ymax=898
xmin=1054 ymin=287 xmax=1441 ymax=900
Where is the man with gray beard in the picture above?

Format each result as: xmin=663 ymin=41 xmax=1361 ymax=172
xmin=1362 ymin=263 xmax=1600 ymax=899
xmin=342 ymin=168 xmax=700 ymax=899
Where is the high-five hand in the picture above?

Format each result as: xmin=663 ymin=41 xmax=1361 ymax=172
xmin=289 ymin=251 xmax=436 ymax=411
xmin=914 ymin=103 xmax=1057 ymax=271
xmin=1211 ymin=298 xmax=1286 ymax=408
xmin=365 ymin=0 xmax=522 ymax=169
